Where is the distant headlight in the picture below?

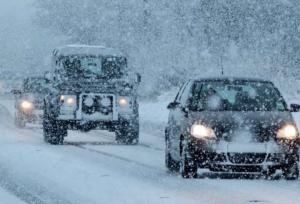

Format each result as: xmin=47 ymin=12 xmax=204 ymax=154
xmin=191 ymin=124 xmax=216 ymax=140
xmin=60 ymin=95 xmax=76 ymax=106
xmin=277 ymin=125 xmax=298 ymax=140
xmin=20 ymin=100 xmax=33 ymax=110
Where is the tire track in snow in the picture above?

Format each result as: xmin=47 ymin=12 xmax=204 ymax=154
xmin=71 ymin=144 xmax=161 ymax=171
xmin=0 ymin=164 xmax=73 ymax=204
xmin=0 ymin=104 xmax=74 ymax=204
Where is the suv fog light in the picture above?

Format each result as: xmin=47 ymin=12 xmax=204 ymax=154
xmin=101 ymin=97 xmax=111 ymax=107
xmin=84 ymin=97 xmax=94 ymax=107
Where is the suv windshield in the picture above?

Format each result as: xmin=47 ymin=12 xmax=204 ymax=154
xmin=189 ymin=81 xmax=287 ymax=111
xmin=61 ymin=56 xmax=126 ymax=79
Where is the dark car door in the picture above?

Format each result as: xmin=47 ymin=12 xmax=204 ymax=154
xmin=168 ymin=81 xmax=193 ymax=160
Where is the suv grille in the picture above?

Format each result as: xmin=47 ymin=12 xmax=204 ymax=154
xmin=228 ymin=153 xmax=266 ymax=164
xmin=81 ymin=94 xmax=113 ymax=116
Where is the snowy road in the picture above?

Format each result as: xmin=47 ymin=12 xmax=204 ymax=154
xmin=0 ymin=98 xmax=300 ymax=204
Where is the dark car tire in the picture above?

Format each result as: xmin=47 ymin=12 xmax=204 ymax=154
xmin=116 ymin=120 xmax=139 ymax=145
xmin=282 ymin=162 xmax=299 ymax=180
xmin=165 ymin=138 xmax=180 ymax=172
xmin=43 ymin=118 xmax=66 ymax=145
xmin=180 ymin=143 xmax=197 ymax=178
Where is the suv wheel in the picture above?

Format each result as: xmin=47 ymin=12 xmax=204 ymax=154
xmin=282 ymin=162 xmax=299 ymax=180
xmin=180 ymin=142 xmax=197 ymax=178
xmin=116 ymin=120 xmax=139 ymax=145
xmin=43 ymin=117 xmax=67 ymax=145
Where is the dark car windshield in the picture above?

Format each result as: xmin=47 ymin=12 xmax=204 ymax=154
xmin=189 ymin=81 xmax=287 ymax=112
xmin=61 ymin=56 xmax=126 ymax=79
xmin=23 ymin=78 xmax=50 ymax=93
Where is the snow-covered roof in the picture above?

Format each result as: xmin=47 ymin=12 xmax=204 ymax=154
xmin=53 ymin=44 xmax=124 ymax=57
xmin=192 ymin=76 xmax=272 ymax=83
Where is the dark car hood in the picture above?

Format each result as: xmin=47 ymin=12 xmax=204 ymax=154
xmin=188 ymin=111 xmax=295 ymax=142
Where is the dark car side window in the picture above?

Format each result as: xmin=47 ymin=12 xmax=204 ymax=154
xmin=174 ymin=82 xmax=189 ymax=103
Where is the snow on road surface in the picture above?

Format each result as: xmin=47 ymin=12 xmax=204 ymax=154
xmin=0 ymin=96 xmax=300 ymax=204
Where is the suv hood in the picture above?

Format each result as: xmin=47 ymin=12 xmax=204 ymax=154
xmin=188 ymin=111 xmax=295 ymax=142
xmin=56 ymin=79 xmax=136 ymax=94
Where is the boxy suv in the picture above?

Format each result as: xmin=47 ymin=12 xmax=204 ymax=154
xmin=43 ymin=45 xmax=140 ymax=145
xmin=165 ymin=77 xmax=300 ymax=179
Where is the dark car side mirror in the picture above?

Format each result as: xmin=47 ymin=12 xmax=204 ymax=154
xmin=136 ymin=73 xmax=141 ymax=83
xmin=290 ymin=104 xmax=300 ymax=112
xmin=167 ymin=102 xmax=180 ymax=109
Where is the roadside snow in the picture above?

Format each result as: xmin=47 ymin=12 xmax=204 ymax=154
xmin=0 ymin=187 xmax=26 ymax=204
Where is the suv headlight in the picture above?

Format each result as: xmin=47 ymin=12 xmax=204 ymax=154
xmin=277 ymin=125 xmax=298 ymax=140
xmin=118 ymin=97 xmax=128 ymax=107
xmin=118 ymin=97 xmax=132 ymax=107
xmin=191 ymin=124 xmax=216 ymax=140
xmin=117 ymin=96 xmax=133 ymax=113
xmin=60 ymin=95 xmax=76 ymax=106
xmin=59 ymin=95 xmax=77 ymax=114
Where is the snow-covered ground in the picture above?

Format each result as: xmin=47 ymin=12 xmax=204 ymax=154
xmin=0 ymin=95 xmax=300 ymax=204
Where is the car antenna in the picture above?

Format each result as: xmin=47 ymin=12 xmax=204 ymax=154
xmin=220 ymin=54 xmax=224 ymax=75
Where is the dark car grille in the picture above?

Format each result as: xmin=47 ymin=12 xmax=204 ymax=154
xmin=82 ymin=95 xmax=113 ymax=115
xmin=228 ymin=153 xmax=266 ymax=164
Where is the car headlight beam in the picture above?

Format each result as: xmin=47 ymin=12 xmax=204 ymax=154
xmin=277 ymin=125 xmax=298 ymax=140
xmin=190 ymin=124 xmax=216 ymax=139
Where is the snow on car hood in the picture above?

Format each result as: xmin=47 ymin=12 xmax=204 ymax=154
xmin=188 ymin=111 xmax=295 ymax=142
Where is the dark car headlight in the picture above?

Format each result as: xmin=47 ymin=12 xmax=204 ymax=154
xmin=277 ymin=125 xmax=299 ymax=140
xmin=190 ymin=124 xmax=216 ymax=140
xmin=20 ymin=100 xmax=34 ymax=111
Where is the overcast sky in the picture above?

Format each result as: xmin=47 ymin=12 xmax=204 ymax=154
xmin=0 ymin=0 xmax=62 ymax=74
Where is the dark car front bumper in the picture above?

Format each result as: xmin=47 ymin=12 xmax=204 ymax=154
xmin=187 ymin=136 xmax=299 ymax=173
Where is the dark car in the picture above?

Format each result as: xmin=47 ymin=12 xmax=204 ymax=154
xmin=43 ymin=45 xmax=141 ymax=145
xmin=165 ymin=77 xmax=300 ymax=179
xmin=13 ymin=77 xmax=51 ymax=127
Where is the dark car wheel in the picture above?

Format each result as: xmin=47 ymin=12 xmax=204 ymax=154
xmin=180 ymin=143 xmax=197 ymax=178
xmin=165 ymin=138 xmax=180 ymax=172
xmin=282 ymin=162 xmax=299 ymax=180
xmin=43 ymin=118 xmax=66 ymax=145
xmin=116 ymin=120 xmax=139 ymax=145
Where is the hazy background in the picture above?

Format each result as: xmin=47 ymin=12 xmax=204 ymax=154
xmin=1 ymin=0 xmax=300 ymax=99
xmin=0 ymin=0 xmax=61 ymax=76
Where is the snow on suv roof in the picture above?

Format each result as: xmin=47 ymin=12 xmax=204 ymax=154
xmin=53 ymin=45 xmax=124 ymax=57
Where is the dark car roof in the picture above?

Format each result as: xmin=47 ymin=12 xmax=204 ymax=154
xmin=192 ymin=77 xmax=273 ymax=84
